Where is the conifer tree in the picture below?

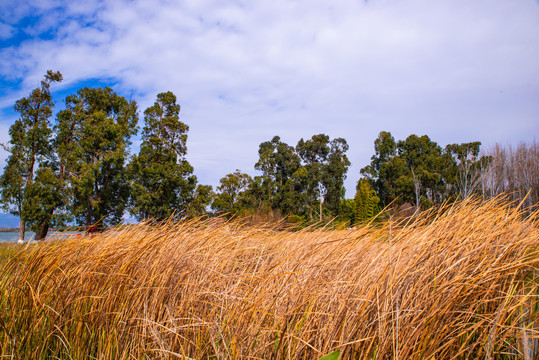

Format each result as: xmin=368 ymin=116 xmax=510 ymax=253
xmin=354 ymin=179 xmax=380 ymax=223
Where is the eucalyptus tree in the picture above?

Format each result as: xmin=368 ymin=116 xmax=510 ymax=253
xmin=0 ymin=70 xmax=62 ymax=241
xmin=296 ymin=134 xmax=350 ymax=219
xmin=129 ymin=91 xmax=197 ymax=221
xmin=445 ymin=142 xmax=482 ymax=199
xmin=396 ymin=135 xmax=444 ymax=207
xmin=322 ymin=137 xmax=351 ymax=216
xmin=361 ymin=131 xmax=402 ymax=206
xmin=362 ymin=132 xmax=455 ymax=208
xmin=255 ymin=136 xmax=300 ymax=211
xmin=296 ymin=134 xmax=330 ymax=220
xmin=281 ymin=166 xmax=310 ymax=216
xmin=185 ymin=184 xmax=214 ymax=217
xmin=211 ymin=170 xmax=253 ymax=214
xmin=56 ymin=87 xmax=138 ymax=229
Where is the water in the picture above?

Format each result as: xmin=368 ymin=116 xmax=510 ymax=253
xmin=0 ymin=231 xmax=82 ymax=243
xmin=0 ymin=232 xmax=35 ymax=242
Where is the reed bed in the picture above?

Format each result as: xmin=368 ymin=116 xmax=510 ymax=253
xmin=1 ymin=198 xmax=538 ymax=359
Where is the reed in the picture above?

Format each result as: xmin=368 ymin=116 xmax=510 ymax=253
xmin=1 ymin=198 xmax=538 ymax=359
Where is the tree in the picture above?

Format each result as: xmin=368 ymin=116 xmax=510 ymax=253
xmin=255 ymin=136 xmax=300 ymax=211
xmin=396 ymin=134 xmax=446 ymax=207
xmin=56 ymin=87 xmax=138 ymax=229
xmin=445 ymin=142 xmax=482 ymax=199
xmin=354 ymin=179 xmax=380 ymax=223
xmin=296 ymin=134 xmax=350 ymax=219
xmin=362 ymin=132 xmax=460 ymax=209
xmin=186 ymin=184 xmax=214 ymax=217
xmin=282 ymin=166 xmax=310 ymax=216
xmin=129 ymin=91 xmax=197 ymax=221
xmin=479 ymin=141 xmax=539 ymax=212
xmin=0 ymin=70 xmax=62 ymax=242
xmin=24 ymin=165 xmax=68 ymax=240
xmin=211 ymin=170 xmax=253 ymax=214
xmin=361 ymin=131 xmax=399 ymax=206
xmin=323 ymin=137 xmax=351 ymax=216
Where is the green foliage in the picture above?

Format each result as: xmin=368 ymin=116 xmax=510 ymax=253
xmin=317 ymin=350 xmax=340 ymax=360
xmin=282 ymin=166 xmax=310 ymax=215
xmin=354 ymin=179 xmax=380 ymax=223
xmin=362 ymin=131 xmax=484 ymax=210
xmin=186 ymin=184 xmax=214 ymax=217
xmin=24 ymin=166 xmax=69 ymax=238
xmin=0 ymin=72 xmax=494 ymax=230
xmin=0 ymin=70 xmax=63 ymax=240
xmin=339 ymin=198 xmax=356 ymax=225
xmin=287 ymin=213 xmax=307 ymax=225
xmin=128 ymin=91 xmax=197 ymax=221
xmin=397 ymin=134 xmax=447 ymax=206
xmin=56 ymin=87 xmax=138 ymax=228
xmin=212 ymin=170 xmax=253 ymax=214
xmin=296 ymin=134 xmax=350 ymax=219
xmin=445 ymin=141 xmax=483 ymax=198
xmin=361 ymin=131 xmax=399 ymax=206
xmin=255 ymin=136 xmax=301 ymax=211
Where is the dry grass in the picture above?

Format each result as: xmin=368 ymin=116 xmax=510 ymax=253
xmin=1 ymin=198 xmax=538 ymax=359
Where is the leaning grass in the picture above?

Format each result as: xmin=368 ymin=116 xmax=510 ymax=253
xmin=1 ymin=198 xmax=538 ymax=359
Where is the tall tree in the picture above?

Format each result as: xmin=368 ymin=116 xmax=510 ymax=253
xmin=323 ymin=137 xmax=351 ymax=216
xmin=397 ymin=135 xmax=453 ymax=207
xmin=362 ymin=132 xmax=453 ymax=208
xmin=480 ymin=142 xmax=539 ymax=212
xmin=282 ymin=166 xmax=310 ymax=216
xmin=360 ymin=131 xmax=399 ymax=206
xmin=0 ymin=70 xmax=62 ymax=242
xmin=296 ymin=134 xmax=350 ymax=219
xmin=255 ymin=136 xmax=300 ymax=211
xmin=129 ymin=91 xmax=197 ymax=221
xmin=396 ymin=134 xmax=446 ymax=207
xmin=296 ymin=134 xmax=330 ymax=220
xmin=445 ymin=142 xmax=482 ymax=199
xmin=56 ymin=87 xmax=138 ymax=229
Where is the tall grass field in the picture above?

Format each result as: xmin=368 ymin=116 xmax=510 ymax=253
xmin=1 ymin=198 xmax=538 ymax=359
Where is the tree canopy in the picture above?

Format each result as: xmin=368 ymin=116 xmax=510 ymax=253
xmin=129 ymin=91 xmax=197 ymax=221
xmin=56 ymin=87 xmax=138 ymax=228
xmin=3 ymin=72 xmax=530 ymax=236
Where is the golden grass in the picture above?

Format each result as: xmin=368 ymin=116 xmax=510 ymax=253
xmin=1 ymin=198 xmax=538 ymax=359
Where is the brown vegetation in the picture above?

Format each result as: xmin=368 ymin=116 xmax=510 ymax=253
xmin=0 ymin=198 xmax=538 ymax=359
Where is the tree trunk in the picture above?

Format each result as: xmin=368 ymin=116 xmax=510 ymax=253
xmin=34 ymin=223 xmax=50 ymax=241
xmin=34 ymin=209 xmax=53 ymax=241
xmin=319 ymin=197 xmax=323 ymax=222
xmin=17 ymin=218 xmax=25 ymax=243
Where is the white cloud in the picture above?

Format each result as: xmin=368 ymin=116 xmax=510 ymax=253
xmin=1 ymin=0 xmax=538 ymax=195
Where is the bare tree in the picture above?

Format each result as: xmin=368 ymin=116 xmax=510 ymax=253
xmin=480 ymin=141 xmax=539 ymax=212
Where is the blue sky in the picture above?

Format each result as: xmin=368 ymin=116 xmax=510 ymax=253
xmin=1 ymin=0 xmax=539 ymax=226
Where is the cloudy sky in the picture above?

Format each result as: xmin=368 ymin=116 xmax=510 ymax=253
xmin=1 ymin=0 xmax=538 ymax=224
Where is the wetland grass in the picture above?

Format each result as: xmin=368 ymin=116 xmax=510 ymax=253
xmin=0 ymin=198 xmax=538 ymax=359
